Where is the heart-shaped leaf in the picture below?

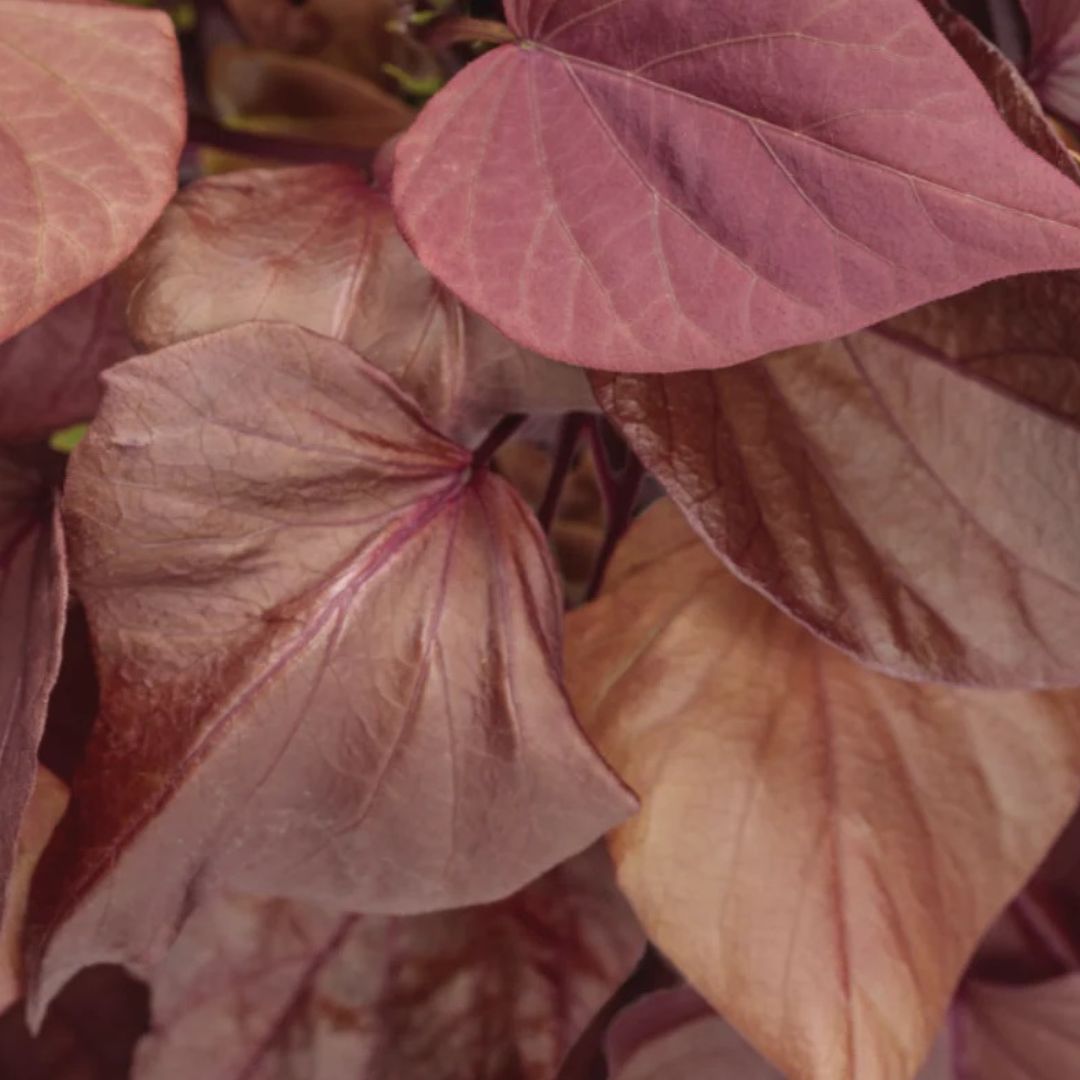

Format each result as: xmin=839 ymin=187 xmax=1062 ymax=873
xmin=122 ymin=166 xmax=594 ymax=445
xmin=27 ymin=322 xmax=633 ymax=1021
xmin=135 ymin=847 xmax=643 ymax=1080
xmin=593 ymin=271 xmax=1080 ymax=687
xmin=393 ymin=0 xmax=1080 ymax=373
xmin=0 ymin=279 xmax=131 ymax=445
xmin=565 ymin=499 xmax=1080 ymax=1079
xmin=0 ymin=0 xmax=184 ymax=343
xmin=0 ymin=452 xmax=65 ymax=930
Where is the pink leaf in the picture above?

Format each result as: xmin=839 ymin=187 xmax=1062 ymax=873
xmin=593 ymin=271 xmax=1080 ymax=687
xmin=27 ymin=322 xmax=633 ymax=1020
xmin=393 ymin=0 xmax=1080 ymax=374
xmin=0 ymin=0 xmax=185 ymax=343
xmin=565 ymin=499 xmax=1080 ymax=1079
xmin=1020 ymin=0 xmax=1080 ymax=124
xmin=122 ymin=165 xmax=594 ymax=445
xmin=0 ymin=278 xmax=131 ymax=444
xmin=0 ymin=451 xmax=65 ymax=928
xmin=134 ymin=847 xmax=643 ymax=1080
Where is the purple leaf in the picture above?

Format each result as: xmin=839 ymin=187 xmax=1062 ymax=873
xmin=393 ymin=0 xmax=1080 ymax=373
xmin=27 ymin=322 xmax=633 ymax=1020
xmin=1020 ymin=0 xmax=1080 ymax=124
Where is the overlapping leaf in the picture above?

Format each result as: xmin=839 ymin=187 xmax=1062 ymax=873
xmin=393 ymin=0 xmax=1080 ymax=373
xmin=565 ymin=500 xmax=1080 ymax=1079
xmin=0 ymin=0 xmax=184 ymax=342
xmin=122 ymin=166 xmax=593 ymax=445
xmin=28 ymin=322 xmax=633 ymax=1020
xmin=1020 ymin=0 xmax=1080 ymax=124
xmin=134 ymin=847 xmax=643 ymax=1080
xmin=0 ymin=279 xmax=130 ymax=444
xmin=0 ymin=453 xmax=65 ymax=933
xmin=593 ymin=271 xmax=1080 ymax=687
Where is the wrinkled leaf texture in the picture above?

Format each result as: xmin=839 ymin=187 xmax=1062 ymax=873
xmin=0 ymin=0 xmax=184 ymax=342
xmin=135 ymin=848 xmax=643 ymax=1080
xmin=592 ymin=270 xmax=1080 ymax=688
xmin=0 ymin=278 xmax=131 ymax=444
xmin=28 ymin=322 xmax=633 ymax=1021
xmin=122 ymin=165 xmax=593 ymax=446
xmin=0 ymin=455 xmax=65 ymax=933
xmin=393 ymin=0 xmax=1080 ymax=373
xmin=566 ymin=500 xmax=1080 ymax=1080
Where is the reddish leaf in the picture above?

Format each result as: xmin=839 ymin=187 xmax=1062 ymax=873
xmin=134 ymin=847 xmax=643 ymax=1080
xmin=593 ymin=271 xmax=1080 ymax=687
xmin=393 ymin=0 xmax=1080 ymax=374
xmin=1020 ymin=0 xmax=1080 ymax=124
xmin=28 ymin=322 xmax=633 ymax=1019
xmin=565 ymin=499 xmax=1080 ymax=1079
xmin=0 ymin=278 xmax=131 ymax=445
xmin=122 ymin=166 xmax=594 ymax=445
xmin=0 ymin=767 xmax=67 ymax=1010
xmin=955 ymin=974 xmax=1080 ymax=1076
xmin=0 ymin=452 xmax=65 ymax=926
xmin=0 ymin=0 xmax=184 ymax=343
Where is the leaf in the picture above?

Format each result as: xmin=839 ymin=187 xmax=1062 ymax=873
xmin=122 ymin=165 xmax=594 ymax=446
xmin=0 ymin=451 xmax=65 ymax=930
xmin=207 ymin=45 xmax=415 ymax=152
xmin=1020 ymin=0 xmax=1080 ymax=125
xmin=605 ymin=988 xmax=785 ymax=1080
xmin=27 ymin=322 xmax=633 ymax=1020
xmin=134 ymin=847 xmax=644 ymax=1080
xmin=593 ymin=271 xmax=1080 ymax=687
xmin=0 ymin=0 xmax=185 ymax=343
xmin=0 ymin=767 xmax=68 ymax=1010
xmin=956 ymin=973 xmax=1080 ymax=1076
xmin=0 ymin=279 xmax=131 ymax=444
xmin=564 ymin=499 xmax=1080 ymax=1080
xmin=393 ymin=0 xmax=1080 ymax=374
xmin=0 ymin=965 xmax=149 ymax=1080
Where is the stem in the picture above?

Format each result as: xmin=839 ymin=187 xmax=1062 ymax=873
xmin=536 ymin=413 xmax=588 ymax=534
xmin=422 ymin=15 xmax=514 ymax=50
xmin=471 ymin=414 xmax=527 ymax=473
xmin=185 ymin=115 xmax=376 ymax=172
xmin=585 ymin=420 xmax=644 ymax=602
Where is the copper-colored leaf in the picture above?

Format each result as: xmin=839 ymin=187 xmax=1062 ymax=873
xmin=122 ymin=165 xmax=594 ymax=446
xmin=593 ymin=271 xmax=1080 ymax=687
xmin=565 ymin=499 xmax=1080 ymax=1079
xmin=28 ymin=322 xmax=632 ymax=1020
xmin=0 ymin=766 xmax=67 ymax=1010
xmin=0 ymin=0 xmax=184 ymax=342
xmin=0 ymin=452 xmax=65 ymax=930
xmin=0 ymin=278 xmax=131 ymax=444
xmin=135 ymin=847 xmax=643 ymax=1080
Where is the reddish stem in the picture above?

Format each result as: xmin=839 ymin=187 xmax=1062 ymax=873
xmin=422 ymin=16 xmax=515 ymax=50
xmin=585 ymin=420 xmax=644 ymax=601
xmin=537 ymin=413 xmax=589 ymax=534
xmin=471 ymin=414 xmax=527 ymax=473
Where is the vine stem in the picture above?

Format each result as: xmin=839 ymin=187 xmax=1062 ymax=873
xmin=537 ymin=413 xmax=589 ymax=534
xmin=585 ymin=419 xmax=644 ymax=602
xmin=421 ymin=16 xmax=515 ymax=50
xmin=471 ymin=414 xmax=527 ymax=472
xmin=186 ymin=115 xmax=376 ymax=171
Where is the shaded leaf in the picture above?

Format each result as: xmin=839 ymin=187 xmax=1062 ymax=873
xmin=565 ymin=499 xmax=1080 ymax=1080
xmin=122 ymin=165 xmax=593 ymax=446
xmin=593 ymin=271 xmax=1080 ymax=687
xmin=0 ymin=0 xmax=184 ymax=342
xmin=0 ymin=451 xmax=65 ymax=930
xmin=0 ymin=965 xmax=149 ymax=1080
xmin=0 ymin=767 xmax=67 ymax=1010
xmin=393 ymin=0 xmax=1080 ymax=373
xmin=0 ymin=278 xmax=131 ymax=445
xmin=135 ymin=847 xmax=643 ymax=1080
xmin=1020 ymin=0 xmax=1080 ymax=124
xmin=28 ymin=322 xmax=633 ymax=1020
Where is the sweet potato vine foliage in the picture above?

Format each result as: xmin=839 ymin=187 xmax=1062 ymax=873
xmin=12 ymin=0 xmax=1080 ymax=1078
